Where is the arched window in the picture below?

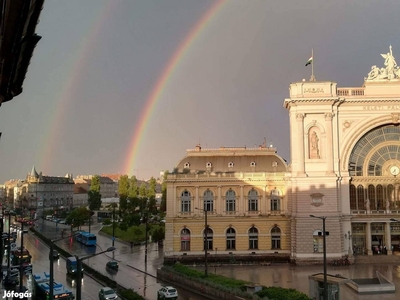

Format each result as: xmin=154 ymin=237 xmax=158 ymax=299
xmin=203 ymin=227 xmax=213 ymax=251
xmin=180 ymin=228 xmax=191 ymax=251
xmin=271 ymin=226 xmax=281 ymax=249
xmin=248 ymin=189 xmax=258 ymax=212
xmin=181 ymin=190 xmax=191 ymax=212
xmin=226 ymin=189 xmax=236 ymax=212
xmin=249 ymin=227 xmax=258 ymax=249
xmin=377 ymin=185 xmax=384 ymax=210
xmin=368 ymin=185 xmax=376 ymax=210
xmin=203 ymin=189 xmax=214 ymax=212
xmin=350 ymin=184 xmax=357 ymax=209
xmin=271 ymin=189 xmax=280 ymax=211
xmin=226 ymin=228 xmax=236 ymax=250
xmin=357 ymin=185 xmax=365 ymax=210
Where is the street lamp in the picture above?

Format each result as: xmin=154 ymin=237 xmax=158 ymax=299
xmin=310 ymin=215 xmax=327 ymax=300
xmin=76 ymin=246 xmax=116 ymax=300
xmin=195 ymin=207 xmax=208 ymax=277
xmin=49 ymin=233 xmax=80 ymax=300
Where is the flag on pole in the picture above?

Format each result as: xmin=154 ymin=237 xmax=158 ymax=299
xmin=305 ymin=56 xmax=313 ymax=66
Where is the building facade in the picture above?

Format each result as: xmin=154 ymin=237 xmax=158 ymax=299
xmin=19 ymin=166 xmax=74 ymax=216
xmin=165 ymin=47 xmax=400 ymax=263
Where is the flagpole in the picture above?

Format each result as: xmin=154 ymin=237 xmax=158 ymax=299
xmin=310 ymin=49 xmax=315 ymax=81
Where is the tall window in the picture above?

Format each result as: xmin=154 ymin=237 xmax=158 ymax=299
xmin=271 ymin=189 xmax=280 ymax=211
xmin=180 ymin=228 xmax=191 ymax=251
xmin=357 ymin=185 xmax=365 ymax=209
xmin=368 ymin=185 xmax=376 ymax=210
xmin=249 ymin=227 xmax=258 ymax=249
xmin=248 ymin=189 xmax=258 ymax=211
xmin=350 ymin=184 xmax=357 ymax=209
xmin=203 ymin=228 xmax=213 ymax=251
xmin=377 ymin=185 xmax=384 ymax=210
xmin=226 ymin=228 xmax=236 ymax=250
xmin=271 ymin=226 xmax=281 ymax=249
xmin=181 ymin=190 xmax=191 ymax=212
xmin=226 ymin=189 xmax=236 ymax=212
xmin=203 ymin=189 xmax=214 ymax=212
xmin=313 ymin=230 xmax=323 ymax=253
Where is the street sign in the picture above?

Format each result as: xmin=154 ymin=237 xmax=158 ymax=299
xmin=112 ymin=237 xmax=115 ymax=241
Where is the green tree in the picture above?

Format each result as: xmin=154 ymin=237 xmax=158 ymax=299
xmin=88 ymin=190 xmax=102 ymax=210
xmin=147 ymin=177 xmax=157 ymax=198
xmin=66 ymin=207 xmax=90 ymax=228
xmin=118 ymin=175 xmax=130 ymax=214
xmin=128 ymin=176 xmax=139 ymax=198
xmin=160 ymin=171 xmax=168 ymax=212
xmin=139 ymin=182 xmax=147 ymax=198
xmin=147 ymin=196 xmax=157 ymax=214
xmin=151 ymin=227 xmax=165 ymax=242
xmin=90 ymin=175 xmax=101 ymax=192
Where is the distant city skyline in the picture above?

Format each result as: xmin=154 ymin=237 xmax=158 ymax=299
xmin=1 ymin=0 xmax=400 ymax=182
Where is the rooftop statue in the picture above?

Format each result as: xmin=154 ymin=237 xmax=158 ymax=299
xmin=365 ymin=45 xmax=400 ymax=81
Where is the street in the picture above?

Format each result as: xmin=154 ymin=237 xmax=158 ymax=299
xmin=35 ymin=220 xmax=210 ymax=300
xmin=1 ymin=218 xmax=104 ymax=300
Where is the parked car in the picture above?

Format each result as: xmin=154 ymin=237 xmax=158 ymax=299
xmin=3 ymin=270 xmax=19 ymax=287
xmin=157 ymin=286 xmax=178 ymax=300
xmin=59 ymin=219 xmax=66 ymax=224
xmin=50 ymin=250 xmax=60 ymax=260
xmin=106 ymin=261 xmax=118 ymax=271
xmin=98 ymin=287 xmax=118 ymax=300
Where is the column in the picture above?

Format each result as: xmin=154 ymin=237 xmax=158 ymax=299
xmin=240 ymin=186 xmax=244 ymax=214
xmin=366 ymin=222 xmax=372 ymax=255
xmin=217 ymin=186 xmax=222 ymax=214
xmin=386 ymin=222 xmax=392 ymax=255
xmin=296 ymin=113 xmax=305 ymax=175
xmin=195 ymin=186 xmax=199 ymax=213
xmin=324 ymin=113 xmax=335 ymax=175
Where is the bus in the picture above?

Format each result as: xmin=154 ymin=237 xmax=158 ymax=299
xmin=33 ymin=272 xmax=74 ymax=300
xmin=76 ymin=231 xmax=96 ymax=246
xmin=66 ymin=257 xmax=83 ymax=277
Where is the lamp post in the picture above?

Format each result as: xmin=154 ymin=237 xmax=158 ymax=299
xmin=195 ymin=207 xmax=208 ymax=277
xmin=310 ymin=215 xmax=327 ymax=300
xmin=76 ymin=246 xmax=116 ymax=300
xmin=49 ymin=233 xmax=80 ymax=300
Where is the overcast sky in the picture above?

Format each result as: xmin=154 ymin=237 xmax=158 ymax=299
xmin=1 ymin=0 xmax=400 ymax=182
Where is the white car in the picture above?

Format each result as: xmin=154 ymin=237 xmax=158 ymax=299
xmin=157 ymin=286 xmax=178 ymax=300
xmin=98 ymin=287 xmax=118 ymax=300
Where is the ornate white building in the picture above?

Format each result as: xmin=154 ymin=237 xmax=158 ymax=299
xmin=165 ymin=47 xmax=400 ymax=263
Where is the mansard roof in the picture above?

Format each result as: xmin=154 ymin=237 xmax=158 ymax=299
xmin=174 ymin=145 xmax=288 ymax=174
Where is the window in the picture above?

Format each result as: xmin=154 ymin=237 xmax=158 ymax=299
xmin=228 ymin=162 xmax=234 ymax=168
xmin=206 ymin=162 xmax=212 ymax=168
xmin=271 ymin=226 xmax=281 ymax=249
xmin=226 ymin=228 xmax=236 ymax=250
xmin=180 ymin=228 xmax=190 ymax=251
xmin=226 ymin=189 xmax=236 ymax=212
xmin=181 ymin=190 xmax=191 ymax=212
xmin=270 ymin=188 xmax=281 ymax=211
xmin=184 ymin=162 xmax=190 ymax=169
xmin=249 ymin=227 xmax=258 ymax=249
xmin=203 ymin=189 xmax=214 ymax=212
xmin=250 ymin=161 xmax=256 ymax=167
xmin=203 ymin=228 xmax=213 ymax=251
xmin=248 ymin=189 xmax=258 ymax=211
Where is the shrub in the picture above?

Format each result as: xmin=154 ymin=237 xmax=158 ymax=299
xmin=256 ymin=286 xmax=311 ymax=300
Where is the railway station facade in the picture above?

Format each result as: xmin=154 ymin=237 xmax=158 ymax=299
xmin=164 ymin=47 xmax=400 ymax=263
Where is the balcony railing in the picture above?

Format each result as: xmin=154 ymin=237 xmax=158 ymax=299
xmin=337 ymin=88 xmax=365 ymax=97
